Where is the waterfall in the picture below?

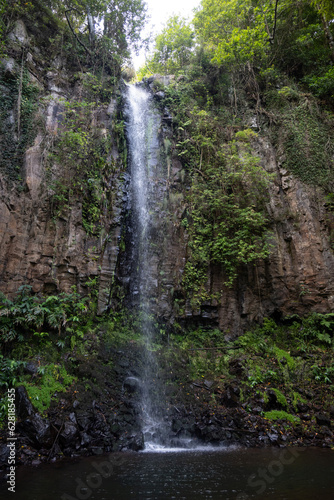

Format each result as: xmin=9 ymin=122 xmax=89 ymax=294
xmin=124 ymin=84 xmax=170 ymax=449
xmin=124 ymin=83 xmax=205 ymax=452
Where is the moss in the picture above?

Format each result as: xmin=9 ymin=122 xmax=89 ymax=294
xmin=272 ymin=346 xmax=296 ymax=371
xmin=271 ymin=388 xmax=288 ymax=408
xmin=22 ymin=363 xmax=76 ymax=414
xmin=292 ymin=391 xmax=307 ymax=411
xmin=268 ymin=91 xmax=334 ymax=188
xmin=264 ymin=410 xmax=300 ymax=424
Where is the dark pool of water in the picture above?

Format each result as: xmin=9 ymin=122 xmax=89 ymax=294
xmin=1 ymin=446 xmax=334 ymax=500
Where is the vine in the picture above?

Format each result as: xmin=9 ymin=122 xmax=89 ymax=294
xmin=49 ymin=98 xmax=114 ymax=235
xmin=0 ymin=65 xmax=39 ymax=182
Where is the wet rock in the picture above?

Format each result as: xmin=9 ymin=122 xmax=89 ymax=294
xmin=221 ymin=385 xmax=240 ymax=408
xmin=172 ymin=419 xmax=183 ymax=433
xmin=297 ymin=402 xmax=309 ymax=413
xmin=69 ymin=412 xmax=77 ymax=424
xmin=267 ymin=432 xmax=279 ymax=443
xmin=91 ymin=447 xmax=104 ymax=455
xmin=252 ymin=406 xmax=263 ymax=415
xmin=127 ymin=433 xmax=144 ymax=451
xmin=204 ymin=380 xmax=213 ymax=389
xmin=18 ymin=413 xmax=53 ymax=448
xmin=266 ymin=390 xmax=285 ymax=410
xmin=0 ymin=444 xmax=10 ymax=466
xmin=316 ymin=413 xmax=331 ymax=428
xmin=123 ymin=377 xmax=142 ymax=393
xmin=24 ymin=362 xmax=38 ymax=375
xmin=154 ymin=91 xmax=165 ymax=100
xmin=59 ymin=422 xmax=78 ymax=445
xmin=75 ymin=411 xmax=91 ymax=431
xmin=80 ymin=432 xmax=92 ymax=447
xmin=31 ymin=459 xmax=42 ymax=466
xmin=16 ymin=386 xmax=35 ymax=419
xmin=228 ymin=358 xmax=244 ymax=376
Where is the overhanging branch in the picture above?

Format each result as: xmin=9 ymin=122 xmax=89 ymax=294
xmin=270 ymin=0 xmax=279 ymax=45
xmin=65 ymin=9 xmax=91 ymax=56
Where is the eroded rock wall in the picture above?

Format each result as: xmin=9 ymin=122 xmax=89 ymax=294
xmin=1 ymin=38 xmax=333 ymax=336
xmin=0 ymin=21 xmax=124 ymax=312
xmin=122 ymin=78 xmax=334 ymax=335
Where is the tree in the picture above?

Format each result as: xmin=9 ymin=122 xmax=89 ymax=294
xmin=144 ymin=15 xmax=194 ymax=74
xmin=193 ymin=0 xmax=334 ymax=91
xmin=4 ymin=0 xmax=148 ymax=67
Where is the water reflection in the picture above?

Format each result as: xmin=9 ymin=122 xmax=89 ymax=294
xmin=1 ymin=447 xmax=334 ymax=499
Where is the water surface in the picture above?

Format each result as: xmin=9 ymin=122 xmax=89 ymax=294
xmin=1 ymin=447 xmax=334 ymax=499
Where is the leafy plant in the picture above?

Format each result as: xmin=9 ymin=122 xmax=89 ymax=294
xmin=0 ymin=355 xmax=26 ymax=388
xmin=0 ymin=286 xmax=90 ymax=345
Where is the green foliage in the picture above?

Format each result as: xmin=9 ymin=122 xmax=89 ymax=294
xmin=0 ymin=67 xmax=39 ymax=182
xmin=272 ymin=346 xmax=296 ymax=371
xmin=0 ymin=355 xmax=26 ymax=388
xmin=288 ymin=313 xmax=334 ymax=348
xmin=172 ymin=327 xmax=225 ymax=350
xmin=102 ymin=311 xmax=145 ymax=347
xmin=263 ymin=410 xmax=301 ymax=424
xmin=3 ymin=0 xmax=147 ymax=72
xmin=235 ymin=326 xmax=269 ymax=353
xmin=0 ymin=285 xmax=90 ymax=345
xmin=292 ymin=391 xmax=307 ymax=410
xmin=22 ymin=363 xmax=76 ymax=413
xmin=194 ymin=0 xmax=334 ymax=94
xmin=268 ymin=92 xmax=334 ymax=186
xmin=141 ymin=15 xmax=194 ymax=76
xmin=49 ymin=98 xmax=114 ymax=235
xmin=312 ymin=364 xmax=334 ymax=384
xmin=160 ymin=80 xmax=272 ymax=307
xmin=271 ymin=388 xmax=288 ymax=407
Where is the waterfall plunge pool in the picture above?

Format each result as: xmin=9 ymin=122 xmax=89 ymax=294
xmin=1 ymin=447 xmax=334 ymax=499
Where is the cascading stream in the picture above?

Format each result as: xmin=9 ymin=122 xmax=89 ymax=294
xmin=124 ymin=84 xmax=170 ymax=449
xmin=124 ymin=83 xmax=206 ymax=452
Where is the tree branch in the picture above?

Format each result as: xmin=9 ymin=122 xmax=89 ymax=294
xmin=65 ymin=9 xmax=91 ymax=56
xmin=270 ymin=0 xmax=279 ymax=45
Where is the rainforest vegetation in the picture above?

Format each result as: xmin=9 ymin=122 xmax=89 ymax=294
xmin=0 ymin=0 xmax=334 ymax=455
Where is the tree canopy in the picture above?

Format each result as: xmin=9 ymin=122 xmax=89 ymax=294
xmin=141 ymin=15 xmax=194 ymax=75
xmin=140 ymin=0 xmax=334 ymax=101
xmin=3 ymin=0 xmax=148 ymax=70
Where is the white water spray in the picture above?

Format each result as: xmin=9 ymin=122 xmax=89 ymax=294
xmin=124 ymin=84 xmax=169 ymax=448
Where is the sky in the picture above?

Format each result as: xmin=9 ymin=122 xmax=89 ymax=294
xmin=132 ymin=0 xmax=202 ymax=69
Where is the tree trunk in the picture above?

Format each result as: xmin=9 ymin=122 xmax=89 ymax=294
xmin=321 ymin=14 xmax=334 ymax=62
xmin=87 ymin=7 xmax=95 ymax=44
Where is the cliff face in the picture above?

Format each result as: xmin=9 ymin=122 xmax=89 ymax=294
xmin=1 ymin=22 xmax=334 ymax=335
xmin=122 ymin=85 xmax=334 ymax=335
xmin=0 ymin=20 xmax=125 ymax=313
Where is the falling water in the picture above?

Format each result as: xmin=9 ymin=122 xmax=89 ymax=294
xmin=124 ymin=84 xmax=170 ymax=449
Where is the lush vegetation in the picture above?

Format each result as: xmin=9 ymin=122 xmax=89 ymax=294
xmin=0 ymin=0 xmax=334 ymax=442
xmin=3 ymin=0 xmax=147 ymax=69
xmin=0 ymin=285 xmax=94 ymax=347
xmin=139 ymin=0 xmax=334 ymax=306
xmin=143 ymin=0 xmax=334 ymax=102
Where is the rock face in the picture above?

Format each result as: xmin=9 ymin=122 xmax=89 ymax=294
xmin=0 ymin=24 xmax=124 ymax=312
xmin=0 ymin=20 xmax=333 ymax=335
xmin=115 ymin=77 xmax=334 ymax=335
